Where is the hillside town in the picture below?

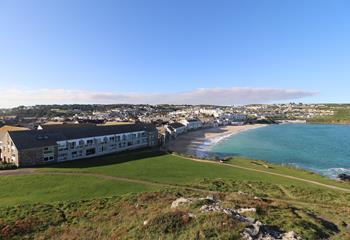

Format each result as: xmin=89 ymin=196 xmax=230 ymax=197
xmin=0 ymin=103 xmax=335 ymax=128
xmin=0 ymin=103 xmax=337 ymax=167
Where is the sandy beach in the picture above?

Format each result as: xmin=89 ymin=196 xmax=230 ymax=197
xmin=168 ymin=124 xmax=267 ymax=157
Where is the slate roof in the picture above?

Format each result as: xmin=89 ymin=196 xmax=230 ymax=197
xmin=187 ymin=119 xmax=201 ymax=122
xmin=8 ymin=123 xmax=157 ymax=150
xmin=0 ymin=125 xmax=29 ymax=140
xmin=168 ymin=122 xmax=186 ymax=129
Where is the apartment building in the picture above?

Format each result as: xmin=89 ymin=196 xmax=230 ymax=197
xmin=0 ymin=123 xmax=158 ymax=167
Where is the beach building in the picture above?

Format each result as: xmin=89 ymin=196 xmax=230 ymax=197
xmin=0 ymin=123 xmax=158 ymax=167
xmin=165 ymin=122 xmax=187 ymax=138
xmin=180 ymin=119 xmax=203 ymax=131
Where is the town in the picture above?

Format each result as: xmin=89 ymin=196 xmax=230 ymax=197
xmin=0 ymin=103 xmax=337 ymax=167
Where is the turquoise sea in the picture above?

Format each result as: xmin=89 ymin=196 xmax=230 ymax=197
xmin=208 ymin=124 xmax=350 ymax=178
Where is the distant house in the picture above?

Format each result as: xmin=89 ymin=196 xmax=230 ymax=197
xmin=0 ymin=123 xmax=158 ymax=167
xmin=180 ymin=119 xmax=203 ymax=131
xmin=165 ymin=122 xmax=187 ymax=137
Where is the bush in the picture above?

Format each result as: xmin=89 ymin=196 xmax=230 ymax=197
xmin=0 ymin=163 xmax=17 ymax=170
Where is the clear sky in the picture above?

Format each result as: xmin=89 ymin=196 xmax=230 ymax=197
xmin=1 ymin=0 xmax=350 ymax=107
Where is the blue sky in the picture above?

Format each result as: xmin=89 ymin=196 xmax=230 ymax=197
xmin=1 ymin=0 xmax=350 ymax=107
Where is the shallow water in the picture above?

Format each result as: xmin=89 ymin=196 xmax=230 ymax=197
xmin=209 ymin=124 xmax=350 ymax=178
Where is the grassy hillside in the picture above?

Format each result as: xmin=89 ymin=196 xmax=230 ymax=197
xmin=0 ymin=189 xmax=349 ymax=240
xmin=1 ymin=150 xmax=350 ymax=239
xmin=308 ymin=105 xmax=350 ymax=123
xmin=37 ymin=151 xmax=350 ymax=190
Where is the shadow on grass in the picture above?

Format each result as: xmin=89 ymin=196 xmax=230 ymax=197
xmin=37 ymin=148 xmax=167 ymax=169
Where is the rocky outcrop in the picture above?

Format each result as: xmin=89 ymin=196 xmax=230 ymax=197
xmin=338 ymin=173 xmax=350 ymax=181
xmin=170 ymin=195 xmax=302 ymax=239
xmin=171 ymin=197 xmax=192 ymax=209
xmin=198 ymin=196 xmax=300 ymax=240
xmin=282 ymin=231 xmax=300 ymax=240
xmin=237 ymin=208 xmax=257 ymax=214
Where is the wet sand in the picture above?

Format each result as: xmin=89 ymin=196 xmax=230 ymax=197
xmin=168 ymin=124 xmax=267 ymax=157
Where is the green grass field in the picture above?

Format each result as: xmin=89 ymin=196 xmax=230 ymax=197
xmin=0 ymin=152 xmax=350 ymax=206
xmin=0 ymin=150 xmax=347 ymax=207
xmin=1 ymin=150 xmax=350 ymax=239
xmin=37 ymin=150 xmax=350 ymax=190
xmin=0 ymin=174 xmax=157 ymax=206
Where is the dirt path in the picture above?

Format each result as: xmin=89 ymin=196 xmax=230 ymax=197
xmin=0 ymin=168 xmax=35 ymax=176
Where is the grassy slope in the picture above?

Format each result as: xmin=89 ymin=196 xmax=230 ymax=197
xmin=308 ymin=105 xmax=350 ymax=123
xmin=0 ymin=174 xmax=157 ymax=207
xmin=0 ymin=189 xmax=349 ymax=240
xmin=226 ymin=157 xmax=350 ymax=189
xmin=38 ymin=151 xmax=350 ymax=190
xmin=1 ymin=150 xmax=350 ymax=239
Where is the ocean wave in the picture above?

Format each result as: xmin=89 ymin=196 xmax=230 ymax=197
xmin=315 ymin=168 xmax=350 ymax=179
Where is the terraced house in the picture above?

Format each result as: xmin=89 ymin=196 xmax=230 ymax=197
xmin=0 ymin=123 xmax=158 ymax=167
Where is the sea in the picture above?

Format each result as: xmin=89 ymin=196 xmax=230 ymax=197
xmin=207 ymin=124 xmax=350 ymax=178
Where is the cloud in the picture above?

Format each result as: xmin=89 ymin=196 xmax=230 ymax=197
xmin=0 ymin=87 xmax=317 ymax=108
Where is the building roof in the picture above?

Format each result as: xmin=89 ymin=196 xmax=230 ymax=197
xmin=168 ymin=122 xmax=185 ymax=129
xmin=187 ymin=118 xmax=201 ymax=122
xmin=39 ymin=123 xmax=95 ymax=130
xmin=0 ymin=125 xmax=29 ymax=140
xmin=9 ymin=123 xmax=156 ymax=150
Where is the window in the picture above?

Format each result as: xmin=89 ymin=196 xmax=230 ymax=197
xmin=109 ymin=136 xmax=115 ymax=141
xmin=86 ymin=148 xmax=96 ymax=156
xmin=43 ymin=156 xmax=53 ymax=161
xmin=86 ymin=139 xmax=93 ymax=145
xmin=58 ymin=153 xmax=67 ymax=158
xmin=98 ymin=146 xmax=106 ymax=152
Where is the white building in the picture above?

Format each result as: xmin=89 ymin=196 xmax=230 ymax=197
xmin=180 ymin=119 xmax=203 ymax=131
xmin=165 ymin=122 xmax=187 ymax=137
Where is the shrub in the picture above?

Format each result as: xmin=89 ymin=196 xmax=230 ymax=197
xmin=146 ymin=211 xmax=190 ymax=234
xmin=0 ymin=163 xmax=17 ymax=170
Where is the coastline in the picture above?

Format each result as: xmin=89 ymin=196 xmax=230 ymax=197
xmin=168 ymin=124 xmax=267 ymax=157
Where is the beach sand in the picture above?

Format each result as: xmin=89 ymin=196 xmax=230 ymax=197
xmin=168 ymin=124 xmax=266 ymax=157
